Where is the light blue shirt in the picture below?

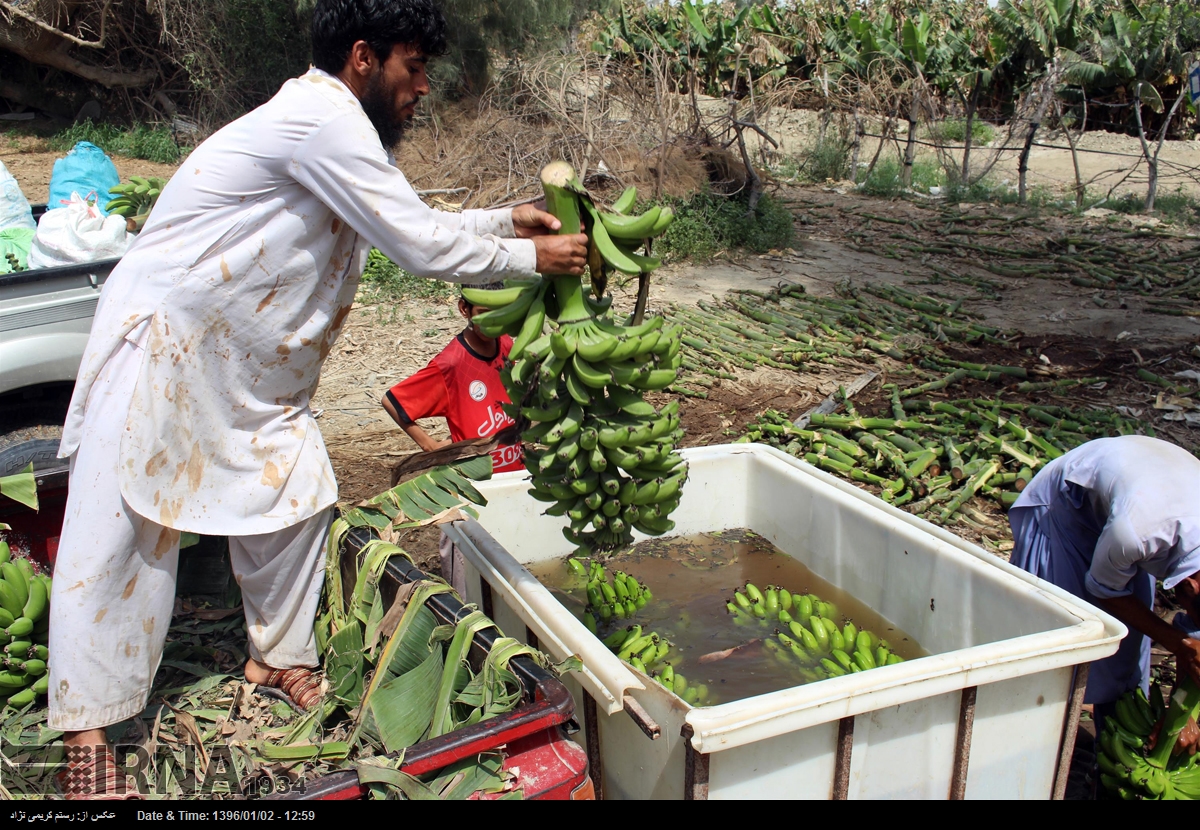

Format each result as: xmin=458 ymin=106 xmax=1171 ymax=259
xmin=1013 ymin=436 xmax=1200 ymax=599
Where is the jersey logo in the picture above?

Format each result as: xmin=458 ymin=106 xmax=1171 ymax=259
xmin=476 ymin=404 xmax=513 ymax=437
xmin=468 ymin=380 xmax=487 ymax=402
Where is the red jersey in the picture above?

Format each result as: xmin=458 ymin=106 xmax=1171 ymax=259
xmin=386 ymin=331 xmax=523 ymax=474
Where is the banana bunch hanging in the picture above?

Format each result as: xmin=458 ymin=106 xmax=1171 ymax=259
xmin=1097 ymin=678 xmax=1200 ymax=800
xmin=463 ymin=162 xmax=686 ymax=553
xmin=0 ymin=542 xmax=51 ymax=709
xmin=105 ymin=176 xmax=167 ymax=231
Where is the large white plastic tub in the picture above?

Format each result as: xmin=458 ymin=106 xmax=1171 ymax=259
xmin=446 ymin=444 xmax=1124 ymax=799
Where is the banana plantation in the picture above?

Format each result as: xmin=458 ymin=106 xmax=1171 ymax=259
xmin=589 ymin=0 xmax=1199 ymax=203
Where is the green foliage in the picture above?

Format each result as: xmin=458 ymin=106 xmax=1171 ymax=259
xmin=654 ymin=191 xmax=795 ymax=263
xmin=927 ymin=119 xmax=996 ymax=145
xmin=592 ymin=0 xmax=1200 ymax=138
xmin=48 ymin=121 xmax=182 ymax=164
xmin=797 ymin=136 xmax=853 ymax=183
xmin=1106 ymin=191 xmax=1200 ymax=225
xmin=358 ymin=249 xmax=456 ymax=305
xmin=857 ymin=158 xmax=944 ymax=198
xmin=435 ymin=0 xmax=616 ymax=95
xmin=211 ymin=0 xmax=314 ymax=112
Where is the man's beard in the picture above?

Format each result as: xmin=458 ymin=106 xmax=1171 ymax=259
xmin=361 ymin=71 xmax=411 ymax=150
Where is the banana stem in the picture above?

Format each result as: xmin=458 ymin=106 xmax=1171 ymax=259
xmin=1149 ymin=676 xmax=1200 ymax=769
xmin=554 ymin=275 xmax=591 ymax=323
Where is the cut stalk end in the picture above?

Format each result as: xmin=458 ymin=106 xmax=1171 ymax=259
xmin=540 ymin=161 xmax=578 ymax=189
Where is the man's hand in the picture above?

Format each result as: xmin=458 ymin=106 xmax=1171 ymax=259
xmin=1177 ymin=636 xmax=1200 ymax=688
xmin=533 ymin=233 xmax=589 ymax=276
xmin=1178 ymin=717 xmax=1200 ymax=756
xmin=1149 ymin=714 xmax=1200 ymax=757
xmin=512 ymin=203 xmax=562 ymax=239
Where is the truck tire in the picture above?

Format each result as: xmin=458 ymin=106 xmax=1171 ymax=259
xmin=0 ymin=422 xmax=66 ymax=477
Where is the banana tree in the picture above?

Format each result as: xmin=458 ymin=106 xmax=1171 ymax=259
xmin=990 ymin=0 xmax=1090 ymax=202
xmin=897 ymin=11 xmax=935 ymax=188
xmin=1094 ymin=2 xmax=1197 ymax=211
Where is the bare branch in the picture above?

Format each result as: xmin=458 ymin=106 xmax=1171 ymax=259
xmin=0 ymin=0 xmax=115 ymax=49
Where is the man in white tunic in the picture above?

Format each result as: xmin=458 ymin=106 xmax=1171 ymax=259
xmin=49 ymin=0 xmax=587 ymax=798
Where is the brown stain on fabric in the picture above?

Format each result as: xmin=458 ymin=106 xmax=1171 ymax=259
xmin=186 ymin=441 xmax=205 ymax=492
xmin=152 ymin=527 xmax=178 ymax=560
xmin=143 ymin=618 xmax=156 ymax=634
xmin=94 ymin=609 xmax=107 ymax=623
xmin=145 ymin=449 xmax=169 ymax=477
xmin=331 ymin=217 xmax=342 ymax=234
xmin=220 ymin=257 xmax=232 ymax=282
xmin=122 ymin=574 xmax=138 ymax=600
xmin=319 ymin=304 xmax=353 ymax=360
xmin=257 ymin=276 xmax=283 ymax=313
xmin=261 ymin=461 xmax=283 ymax=489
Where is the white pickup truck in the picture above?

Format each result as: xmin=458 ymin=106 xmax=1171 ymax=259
xmin=0 ymin=205 xmax=118 ymax=477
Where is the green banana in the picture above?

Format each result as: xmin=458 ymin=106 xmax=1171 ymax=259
xmin=582 ymin=199 xmax=641 ymax=275
xmin=649 ymin=206 xmax=675 ymax=234
xmin=571 ymin=354 xmax=612 ymax=389
xmin=809 ymin=616 xmax=830 ymax=653
xmin=462 ymin=282 xmax=539 ymax=308
xmin=473 ymin=285 xmax=540 ymax=336
xmin=509 ymin=292 xmax=546 ymax=360
xmin=599 ymin=206 xmax=662 ymax=240
xmin=610 ymin=186 xmax=637 ymax=215
xmin=523 ymin=400 xmax=569 ymax=422
xmin=1 ymin=563 xmax=27 ymax=612
xmin=794 ymin=594 xmax=813 ymax=619
xmin=574 ymin=325 xmax=619 ymax=363
xmin=0 ymin=582 xmax=21 ymax=618
xmin=5 ymin=617 xmax=33 ymax=638
xmin=5 ymin=687 xmax=35 ymax=708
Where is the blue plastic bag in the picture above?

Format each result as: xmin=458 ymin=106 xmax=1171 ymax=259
xmin=48 ymin=141 xmax=120 ymax=216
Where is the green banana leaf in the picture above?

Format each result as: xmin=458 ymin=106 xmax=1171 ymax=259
xmin=358 ymin=764 xmax=441 ymax=800
xmin=365 ymin=648 xmax=443 ymax=753
xmin=0 ymin=463 xmax=37 ymax=511
xmin=429 ymin=610 xmax=496 ymax=738
xmin=325 ymin=623 xmax=365 ymax=710
xmin=346 ymin=457 xmax=491 ymax=533
xmin=350 ymin=580 xmax=453 ymax=747
xmin=255 ymin=741 xmax=350 ymax=762
xmin=426 ymin=752 xmax=511 ymax=799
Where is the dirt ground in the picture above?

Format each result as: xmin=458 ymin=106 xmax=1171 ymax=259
xmin=1 ymin=134 xmax=180 ymax=205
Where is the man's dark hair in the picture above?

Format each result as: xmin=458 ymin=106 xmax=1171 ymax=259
xmin=311 ymin=0 xmax=448 ymax=74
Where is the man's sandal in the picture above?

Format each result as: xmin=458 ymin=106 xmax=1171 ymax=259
xmin=257 ymin=667 xmax=323 ymax=711
xmin=56 ymin=744 xmax=143 ymax=800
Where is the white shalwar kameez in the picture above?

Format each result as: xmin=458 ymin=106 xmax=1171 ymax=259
xmin=49 ymin=68 xmax=537 ymax=731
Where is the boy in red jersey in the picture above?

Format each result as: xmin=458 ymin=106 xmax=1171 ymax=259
xmin=383 ymin=282 xmax=523 ymax=590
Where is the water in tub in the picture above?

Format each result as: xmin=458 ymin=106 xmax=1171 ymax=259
xmin=528 ymin=529 xmax=927 ymax=706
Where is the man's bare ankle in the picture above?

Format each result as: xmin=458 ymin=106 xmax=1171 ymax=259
xmin=64 ymin=729 xmax=109 ymax=748
xmin=244 ymin=658 xmax=272 ymax=684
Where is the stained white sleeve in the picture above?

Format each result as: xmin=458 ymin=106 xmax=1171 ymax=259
xmin=1084 ymin=514 xmax=1146 ymax=598
xmin=434 ymin=208 xmax=518 ymax=239
xmin=290 ymin=112 xmax=536 ymax=281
